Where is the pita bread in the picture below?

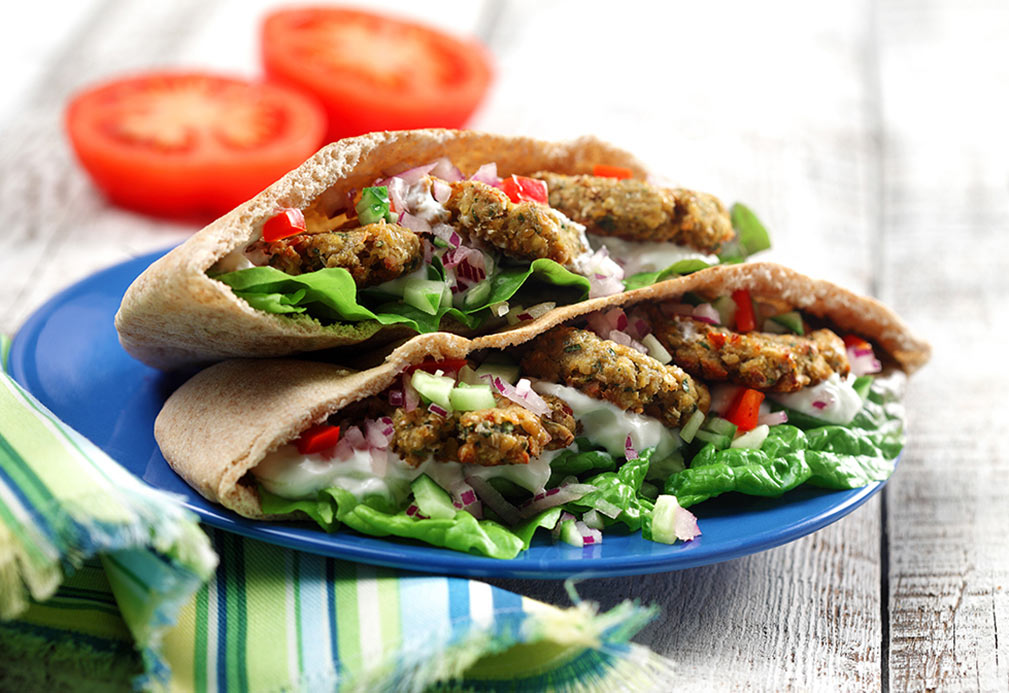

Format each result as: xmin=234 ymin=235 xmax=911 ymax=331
xmin=116 ymin=129 xmax=649 ymax=371
xmin=155 ymin=262 xmax=930 ymax=519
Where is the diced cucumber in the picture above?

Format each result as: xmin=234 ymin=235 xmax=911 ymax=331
xmin=463 ymin=279 xmax=492 ymax=310
xmin=679 ymin=409 xmax=705 ymax=443
xmin=651 ymin=495 xmax=682 ymax=544
xmin=762 ymin=318 xmax=790 ymax=334
xmin=558 ymin=519 xmax=583 ymax=547
xmin=712 ymin=295 xmax=736 ymax=326
xmin=852 ymin=375 xmax=874 ymax=400
xmin=642 ymin=333 xmax=672 ymax=364
xmin=404 ymin=278 xmax=446 ymax=315
xmin=411 ymin=371 xmax=455 ymax=410
xmin=704 ymin=416 xmax=738 ymax=438
xmin=410 ymin=475 xmax=457 ymax=520
xmin=581 ymin=509 xmax=604 ymax=530
xmin=769 ymin=311 xmax=804 ymax=335
xmin=693 ymin=429 xmax=733 ymax=449
xmin=475 ymin=361 xmax=520 ymax=385
xmin=457 ymin=365 xmax=481 ymax=385
xmin=449 ymin=384 xmax=496 ymax=411
xmin=730 ymin=424 xmax=770 ymax=449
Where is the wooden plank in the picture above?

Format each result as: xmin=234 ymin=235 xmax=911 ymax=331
xmin=878 ymin=1 xmax=1009 ymax=690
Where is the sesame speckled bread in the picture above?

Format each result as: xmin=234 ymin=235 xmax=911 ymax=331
xmin=116 ymin=129 xmax=649 ymax=371
xmin=155 ymin=262 xmax=930 ymax=520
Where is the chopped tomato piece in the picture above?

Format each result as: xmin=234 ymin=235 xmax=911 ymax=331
xmin=406 ymin=358 xmax=470 ymax=375
xmin=725 ymin=388 xmax=765 ymax=432
xmin=295 ymin=424 xmax=341 ymax=455
xmin=65 ymin=72 xmax=325 ymax=220
xmin=261 ymin=8 xmax=493 ymax=141
xmin=708 ymin=332 xmax=727 ymax=349
xmin=732 ymin=289 xmax=756 ymax=332
xmin=500 ymin=175 xmax=549 ymax=205
xmin=843 ymin=334 xmax=872 ymax=350
xmin=592 ymin=164 xmax=633 ymax=179
xmin=262 ymin=208 xmax=306 ymax=242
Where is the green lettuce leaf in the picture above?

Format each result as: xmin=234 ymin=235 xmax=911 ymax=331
xmin=213 ymin=258 xmax=589 ymax=334
xmin=569 ymin=449 xmax=655 ymax=531
xmin=717 ymin=203 xmax=773 ymax=263
xmin=665 ymin=380 xmax=905 ymax=508
xmin=623 ymin=259 xmax=713 ymax=291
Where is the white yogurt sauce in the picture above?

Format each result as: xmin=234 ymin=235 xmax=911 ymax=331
xmin=589 ymin=235 xmax=717 ymax=276
xmin=532 ymin=382 xmax=680 ymax=461
xmin=770 ymin=373 xmax=864 ymax=425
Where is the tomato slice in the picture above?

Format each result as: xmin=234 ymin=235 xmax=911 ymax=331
xmin=65 ymin=72 xmax=326 ymax=220
xmin=261 ymin=8 xmax=493 ymax=141
xmin=592 ymin=164 xmax=633 ymax=179
xmin=500 ymin=175 xmax=548 ymax=205
xmin=406 ymin=358 xmax=470 ymax=375
xmin=262 ymin=208 xmax=307 ymax=242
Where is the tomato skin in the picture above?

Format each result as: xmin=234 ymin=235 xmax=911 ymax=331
xmin=500 ymin=175 xmax=548 ymax=205
xmin=261 ymin=8 xmax=493 ymax=142
xmin=296 ymin=424 xmax=341 ymax=455
xmin=262 ymin=208 xmax=307 ymax=242
xmin=592 ymin=164 xmax=633 ymax=179
xmin=64 ymin=72 xmax=326 ymax=220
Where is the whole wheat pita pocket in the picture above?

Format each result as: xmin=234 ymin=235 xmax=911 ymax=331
xmin=117 ymin=129 xmax=753 ymax=371
xmin=156 ymin=262 xmax=929 ymax=534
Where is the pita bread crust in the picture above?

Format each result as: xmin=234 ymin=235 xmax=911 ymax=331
xmin=116 ymin=129 xmax=648 ymax=371
xmin=156 ymin=262 xmax=929 ymax=519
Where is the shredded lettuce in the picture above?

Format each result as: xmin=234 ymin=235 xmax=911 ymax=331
xmin=214 ymin=258 xmax=589 ymax=334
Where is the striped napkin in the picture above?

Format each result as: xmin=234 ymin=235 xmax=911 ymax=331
xmin=0 ymin=336 xmax=674 ymax=691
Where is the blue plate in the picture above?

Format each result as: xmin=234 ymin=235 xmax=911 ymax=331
xmin=9 ymin=250 xmax=890 ymax=579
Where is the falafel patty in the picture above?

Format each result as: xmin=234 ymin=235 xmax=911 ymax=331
xmin=520 ymin=326 xmax=709 ymax=428
xmin=250 ymin=220 xmax=423 ymax=287
xmin=445 ymin=180 xmax=588 ymax=265
xmin=532 ymin=172 xmax=733 ymax=253
xmin=647 ymin=312 xmax=850 ymax=392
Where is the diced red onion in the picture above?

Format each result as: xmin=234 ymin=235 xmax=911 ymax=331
xmin=428 ymin=403 xmax=449 ymax=417
xmin=515 ymin=301 xmax=556 ymax=322
xmin=710 ymin=384 xmax=744 ymax=415
xmin=369 ymin=447 xmax=388 ymax=475
xmin=490 ymin=376 xmax=551 ymax=416
xmin=847 ymin=346 xmax=882 ymax=376
xmin=365 ymin=418 xmax=391 ymax=449
xmin=466 ymin=475 xmax=521 ymax=526
xmin=624 ymin=433 xmax=638 ymax=461
xmin=432 ymin=179 xmax=452 ymax=204
xmin=588 ymin=274 xmax=624 ymax=298
xmin=469 ymin=163 xmax=500 ymax=186
xmin=625 ymin=315 xmax=651 ymax=340
xmin=447 ymin=479 xmax=482 ymax=519
xmin=757 ymin=410 xmax=789 ymax=427
xmin=388 ymin=389 xmax=404 ymax=407
xmin=575 ymin=520 xmax=603 ymax=546
xmin=608 ymin=329 xmax=647 ymax=354
xmin=344 ymin=426 xmax=366 ymax=449
xmin=674 ymin=505 xmax=701 ymax=542
xmin=518 ymin=483 xmax=597 ymax=519
xmin=385 ymin=163 xmax=436 ymax=187
xmin=399 ymin=212 xmax=431 ymax=234
xmin=490 ymin=301 xmax=510 ymax=318
xmin=692 ymin=303 xmax=721 ymax=325
xmin=430 ymin=222 xmax=461 ymax=249
xmin=581 ymin=509 xmax=604 ymax=530
xmin=406 ymin=504 xmax=430 ymax=520
xmin=812 ymin=401 xmax=828 ymax=410
xmin=431 ymin=157 xmax=464 ymax=182
xmin=552 ymin=511 xmax=577 ymax=538
xmin=586 ymin=307 xmax=626 ymax=338
xmin=385 ymin=176 xmax=409 ymax=214
xmin=403 ymin=373 xmax=419 ymax=412
xmin=421 ymin=239 xmax=434 ymax=265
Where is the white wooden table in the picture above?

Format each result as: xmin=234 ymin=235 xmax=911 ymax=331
xmin=3 ymin=1 xmax=1006 ymax=689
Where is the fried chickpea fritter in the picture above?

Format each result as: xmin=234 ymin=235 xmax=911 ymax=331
xmin=647 ymin=311 xmax=850 ymax=392
xmin=250 ymin=220 xmax=422 ymax=287
xmin=457 ymin=402 xmax=552 ymax=466
xmin=532 ymin=172 xmax=733 ymax=254
xmin=445 ymin=180 xmax=588 ymax=265
xmin=540 ymin=393 xmax=577 ymax=450
xmin=391 ymin=407 xmax=459 ymax=467
xmin=520 ymin=327 xmax=709 ymax=428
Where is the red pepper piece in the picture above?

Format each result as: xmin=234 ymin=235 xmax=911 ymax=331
xmin=725 ymin=388 xmax=765 ymax=432
xmin=500 ymin=175 xmax=548 ymax=204
xmin=405 ymin=358 xmax=470 ymax=375
xmin=295 ymin=424 xmax=341 ymax=455
xmin=592 ymin=164 xmax=633 ymax=179
xmin=843 ymin=334 xmax=871 ymax=350
xmin=732 ymin=289 xmax=756 ymax=332
xmin=262 ymin=207 xmax=306 ymax=242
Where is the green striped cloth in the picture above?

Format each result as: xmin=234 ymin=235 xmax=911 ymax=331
xmin=0 ymin=336 xmax=674 ymax=691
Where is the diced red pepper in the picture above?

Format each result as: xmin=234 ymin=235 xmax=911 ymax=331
xmin=724 ymin=388 xmax=765 ymax=432
xmin=262 ymin=207 xmax=306 ymax=242
xmin=500 ymin=175 xmax=548 ymax=204
xmin=405 ymin=358 xmax=470 ymax=375
xmin=708 ymin=332 xmax=727 ymax=349
xmin=843 ymin=334 xmax=872 ymax=350
xmin=295 ymin=423 xmax=341 ymax=455
xmin=592 ymin=164 xmax=633 ymax=179
xmin=731 ymin=289 xmax=756 ymax=332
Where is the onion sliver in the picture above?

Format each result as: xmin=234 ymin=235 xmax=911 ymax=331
xmin=518 ymin=483 xmax=598 ymax=519
xmin=466 ymin=475 xmax=520 ymax=526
